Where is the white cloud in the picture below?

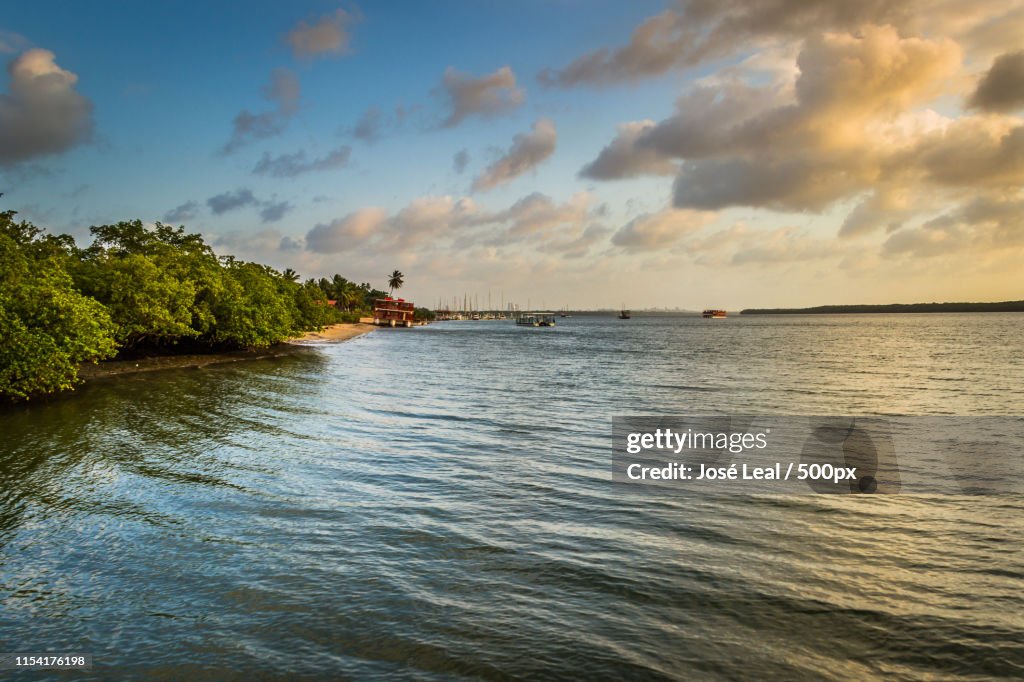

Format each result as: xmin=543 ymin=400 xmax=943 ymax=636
xmin=206 ymin=188 xmax=258 ymax=215
xmin=472 ymin=118 xmax=556 ymax=192
xmin=439 ymin=66 xmax=524 ymax=127
xmin=539 ymin=0 xmax=1020 ymax=88
xmin=221 ymin=69 xmax=300 ymax=154
xmin=252 ymin=145 xmax=351 ymax=177
xmin=611 ymin=209 xmax=716 ymax=251
xmin=286 ymin=9 xmax=356 ymax=59
xmin=305 ymin=207 xmax=389 ymax=253
xmin=0 ymin=49 xmax=94 ymax=166
xmin=163 ymin=201 xmax=201 ymax=224
xmin=579 ymin=120 xmax=677 ymax=180
xmin=304 ymin=191 xmax=608 ymax=260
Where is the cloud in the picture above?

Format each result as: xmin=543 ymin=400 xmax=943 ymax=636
xmin=728 ymin=228 xmax=837 ymax=265
xmin=391 ymin=196 xmax=479 ymax=247
xmin=0 ymin=30 xmax=28 ymax=54
xmin=221 ymin=68 xmax=300 ymax=154
xmin=538 ymin=3 xmax=892 ymax=87
xmin=969 ymin=51 xmax=1024 ymax=112
xmin=486 ymin=191 xmax=590 ymax=238
xmin=611 ymin=209 xmax=716 ymax=251
xmin=839 ymin=189 xmax=916 ymax=238
xmin=207 ymin=188 xmax=258 ymax=215
xmin=163 ymin=200 xmax=200 ymax=223
xmin=0 ymin=161 xmax=53 ymax=188
xmin=540 ymin=223 xmax=613 ymax=259
xmin=884 ymin=194 xmax=1024 ymax=257
xmin=579 ymin=120 xmax=677 ymax=180
xmin=472 ymin=118 xmax=556 ymax=192
xmin=352 ymin=106 xmax=382 ymax=141
xmin=0 ymin=49 xmax=94 ymax=166
xmin=583 ymin=25 xmax=973 ymax=220
xmin=538 ymin=0 xmax=1017 ymax=88
xmin=439 ymin=66 xmax=524 ymax=127
xmin=348 ymin=104 xmax=418 ymax=141
xmin=213 ymin=228 xmax=301 ymax=257
xmin=286 ymin=9 xmax=355 ymax=59
xmin=304 ymin=191 xmax=607 ymax=259
xmin=306 ymin=207 xmax=389 ymax=253
xmin=453 ymin=149 xmax=470 ymax=173
xmin=677 ymin=223 xmax=845 ymax=267
xmin=916 ymin=118 xmax=1024 ymax=188
xmin=260 ymin=200 xmax=293 ymax=223
xmin=252 ymin=145 xmax=351 ymax=177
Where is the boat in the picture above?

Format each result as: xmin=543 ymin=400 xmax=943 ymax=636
xmin=515 ymin=312 xmax=556 ymax=327
xmin=618 ymin=309 xmax=631 ymax=319
xmin=702 ymin=309 xmax=727 ymax=318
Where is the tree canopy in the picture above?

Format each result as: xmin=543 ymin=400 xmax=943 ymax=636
xmin=0 ymin=213 xmax=388 ymax=401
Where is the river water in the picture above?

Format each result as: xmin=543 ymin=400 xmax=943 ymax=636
xmin=1 ymin=314 xmax=1022 ymax=679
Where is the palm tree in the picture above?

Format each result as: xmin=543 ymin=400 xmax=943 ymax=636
xmin=341 ymin=281 xmax=363 ymax=311
xmin=331 ymin=274 xmax=350 ymax=299
xmin=282 ymin=268 xmax=299 ymax=282
xmin=388 ymin=269 xmax=404 ymax=296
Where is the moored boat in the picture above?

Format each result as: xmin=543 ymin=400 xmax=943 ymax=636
xmin=702 ymin=309 xmax=727 ymax=318
xmin=515 ymin=312 xmax=556 ymax=327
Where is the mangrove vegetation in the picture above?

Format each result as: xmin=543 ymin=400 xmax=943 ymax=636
xmin=0 ymin=212 xmax=387 ymax=401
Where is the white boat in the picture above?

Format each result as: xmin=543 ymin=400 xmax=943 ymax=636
xmin=515 ymin=312 xmax=556 ymax=327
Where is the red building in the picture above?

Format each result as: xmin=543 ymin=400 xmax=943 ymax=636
xmin=373 ymin=297 xmax=415 ymax=327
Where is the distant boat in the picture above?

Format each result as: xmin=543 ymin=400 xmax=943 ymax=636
xmin=618 ymin=309 xmax=631 ymax=319
xmin=515 ymin=312 xmax=556 ymax=327
xmin=702 ymin=309 xmax=727 ymax=318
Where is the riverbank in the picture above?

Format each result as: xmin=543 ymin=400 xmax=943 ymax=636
xmin=75 ymin=324 xmax=376 ymax=382
xmin=288 ymin=322 xmax=377 ymax=345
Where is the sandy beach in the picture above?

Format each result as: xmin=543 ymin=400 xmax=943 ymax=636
xmin=288 ymin=323 xmax=377 ymax=345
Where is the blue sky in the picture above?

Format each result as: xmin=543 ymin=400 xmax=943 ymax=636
xmin=2 ymin=1 xmax=1022 ymax=308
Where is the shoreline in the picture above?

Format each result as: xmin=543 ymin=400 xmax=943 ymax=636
xmin=76 ymin=323 xmax=376 ymax=381
xmin=287 ymin=322 xmax=377 ymax=345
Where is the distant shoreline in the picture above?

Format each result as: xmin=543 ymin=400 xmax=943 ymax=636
xmin=740 ymin=301 xmax=1024 ymax=315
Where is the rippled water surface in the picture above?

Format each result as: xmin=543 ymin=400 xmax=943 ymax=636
xmin=1 ymin=314 xmax=1022 ymax=679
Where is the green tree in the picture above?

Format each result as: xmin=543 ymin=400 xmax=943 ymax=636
xmin=211 ymin=261 xmax=297 ymax=348
xmin=282 ymin=268 xmax=299 ymax=282
xmin=338 ymin=281 xmax=362 ymax=311
xmin=0 ymin=212 xmax=117 ymax=400
xmin=292 ymin=279 xmax=339 ymax=329
xmin=74 ymin=221 xmax=222 ymax=349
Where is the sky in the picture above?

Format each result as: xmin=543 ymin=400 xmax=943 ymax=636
xmin=1 ymin=0 xmax=1022 ymax=310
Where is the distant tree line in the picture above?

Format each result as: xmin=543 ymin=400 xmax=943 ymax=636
xmin=741 ymin=302 xmax=1024 ymax=315
xmin=0 ymin=212 xmax=391 ymax=401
